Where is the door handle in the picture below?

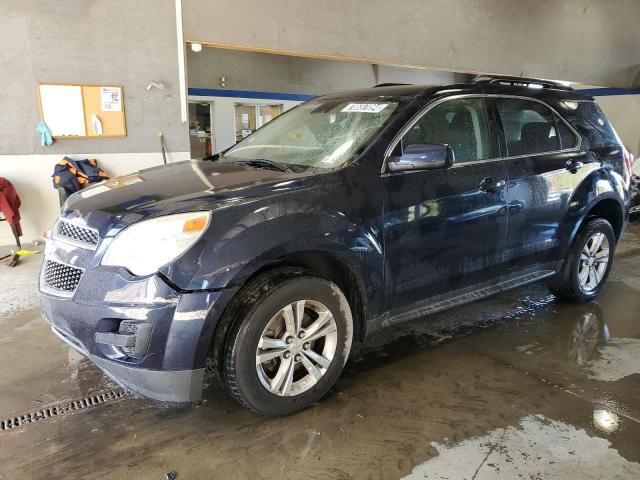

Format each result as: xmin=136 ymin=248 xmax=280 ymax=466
xmin=480 ymin=177 xmax=506 ymax=193
xmin=565 ymin=160 xmax=584 ymax=173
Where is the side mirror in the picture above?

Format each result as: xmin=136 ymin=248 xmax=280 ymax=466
xmin=387 ymin=144 xmax=454 ymax=172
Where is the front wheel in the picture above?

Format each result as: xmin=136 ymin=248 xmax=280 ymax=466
xmin=550 ymin=218 xmax=615 ymax=303
xmin=223 ymin=270 xmax=353 ymax=415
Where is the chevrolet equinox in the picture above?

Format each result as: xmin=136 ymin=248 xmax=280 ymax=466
xmin=40 ymin=76 xmax=633 ymax=415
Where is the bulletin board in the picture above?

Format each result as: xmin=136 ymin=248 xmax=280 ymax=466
xmin=37 ymin=83 xmax=127 ymax=138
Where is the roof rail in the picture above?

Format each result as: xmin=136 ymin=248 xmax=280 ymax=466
xmin=373 ymin=83 xmax=412 ymax=88
xmin=472 ymin=75 xmax=574 ymax=91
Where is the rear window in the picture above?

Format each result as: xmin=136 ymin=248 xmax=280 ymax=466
xmin=559 ymin=100 xmax=621 ymax=148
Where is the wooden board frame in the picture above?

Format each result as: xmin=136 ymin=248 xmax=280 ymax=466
xmin=37 ymin=82 xmax=127 ymax=139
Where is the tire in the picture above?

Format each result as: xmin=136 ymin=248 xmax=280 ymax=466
xmin=550 ymin=218 xmax=615 ymax=303
xmin=222 ymin=268 xmax=353 ymax=415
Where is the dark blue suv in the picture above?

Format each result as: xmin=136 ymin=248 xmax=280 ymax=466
xmin=39 ymin=76 xmax=633 ymax=415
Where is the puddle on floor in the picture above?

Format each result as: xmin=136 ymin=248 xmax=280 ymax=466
xmin=404 ymin=414 xmax=640 ymax=479
xmin=587 ymin=338 xmax=640 ymax=382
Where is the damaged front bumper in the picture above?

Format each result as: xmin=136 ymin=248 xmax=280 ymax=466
xmin=39 ymin=263 xmax=232 ymax=403
xmin=50 ymin=324 xmax=205 ymax=403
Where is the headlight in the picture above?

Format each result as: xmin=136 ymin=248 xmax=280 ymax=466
xmin=101 ymin=212 xmax=211 ymax=276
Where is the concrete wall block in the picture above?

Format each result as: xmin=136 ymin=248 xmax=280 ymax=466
xmin=183 ymin=0 xmax=640 ymax=88
xmin=0 ymin=0 xmax=189 ymax=156
xmin=596 ymin=95 xmax=640 ymax=155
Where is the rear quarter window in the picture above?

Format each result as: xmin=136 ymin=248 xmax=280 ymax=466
xmin=558 ymin=100 xmax=621 ymax=149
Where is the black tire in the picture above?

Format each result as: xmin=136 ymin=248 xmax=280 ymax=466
xmin=222 ymin=268 xmax=353 ymax=415
xmin=550 ymin=218 xmax=615 ymax=303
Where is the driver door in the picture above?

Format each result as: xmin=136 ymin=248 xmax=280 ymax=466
xmin=381 ymin=96 xmax=509 ymax=313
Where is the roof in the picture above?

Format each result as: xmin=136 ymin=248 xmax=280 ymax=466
xmin=318 ymin=84 xmax=440 ymax=100
xmin=315 ymin=75 xmax=593 ymax=102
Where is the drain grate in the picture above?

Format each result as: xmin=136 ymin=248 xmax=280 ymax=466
xmin=1 ymin=388 xmax=127 ymax=431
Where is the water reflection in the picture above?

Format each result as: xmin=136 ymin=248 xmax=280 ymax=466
xmin=567 ymin=309 xmax=610 ymax=366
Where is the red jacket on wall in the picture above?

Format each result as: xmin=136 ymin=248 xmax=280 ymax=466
xmin=0 ymin=177 xmax=22 ymax=237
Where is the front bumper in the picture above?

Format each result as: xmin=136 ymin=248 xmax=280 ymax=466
xmin=39 ymin=264 xmax=234 ymax=403
xmin=51 ymin=324 xmax=205 ymax=403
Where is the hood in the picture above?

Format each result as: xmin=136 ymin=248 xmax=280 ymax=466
xmin=62 ymin=160 xmax=315 ymax=235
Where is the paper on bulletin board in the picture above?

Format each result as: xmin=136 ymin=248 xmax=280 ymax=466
xmin=101 ymin=86 xmax=122 ymax=112
xmin=39 ymin=84 xmax=86 ymax=136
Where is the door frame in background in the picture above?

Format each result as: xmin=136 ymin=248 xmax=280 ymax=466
xmin=187 ymin=100 xmax=215 ymax=158
xmin=188 ymin=94 xmax=302 ymax=154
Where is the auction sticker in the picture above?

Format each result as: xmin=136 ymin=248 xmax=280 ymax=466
xmin=341 ymin=103 xmax=389 ymax=113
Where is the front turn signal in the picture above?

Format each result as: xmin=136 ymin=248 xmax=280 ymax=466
xmin=183 ymin=215 xmax=208 ymax=233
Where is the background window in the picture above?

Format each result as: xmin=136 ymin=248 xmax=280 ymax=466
xmin=401 ymin=97 xmax=491 ymax=163
xmin=234 ymin=103 xmax=284 ymax=143
xmin=496 ymin=98 xmax=565 ymax=156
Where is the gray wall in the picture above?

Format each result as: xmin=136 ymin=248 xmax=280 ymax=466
xmin=187 ymin=48 xmax=466 ymax=94
xmin=188 ymin=48 xmax=375 ymax=94
xmin=184 ymin=0 xmax=640 ymax=88
xmin=0 ymin=0 xmax=188 ymax=156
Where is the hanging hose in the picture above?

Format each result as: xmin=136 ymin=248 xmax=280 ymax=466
xmin=159 ymin=132 xmax=168 ymax=165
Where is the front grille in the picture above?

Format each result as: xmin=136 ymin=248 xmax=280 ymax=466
xmin=44 ymin=260 xmax=83 ymax=292
xmin=56 ymin=220 xmax=99 ymax=247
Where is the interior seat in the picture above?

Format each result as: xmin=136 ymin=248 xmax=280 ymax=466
xmin=518 ymin=122 xmax=559 ymax=154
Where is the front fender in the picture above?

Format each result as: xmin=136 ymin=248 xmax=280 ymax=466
xmin=160 ymin=190 xmax=384 ymax=304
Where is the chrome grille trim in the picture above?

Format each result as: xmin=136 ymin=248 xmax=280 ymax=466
xmin=43 ymin=260 xmax=84 ymax=294
xmin=54 ymin=219 xmax=100 ymax=249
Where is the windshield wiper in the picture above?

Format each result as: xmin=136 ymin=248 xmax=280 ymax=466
xmin=233 ymin=159 xmax=293 ymax=173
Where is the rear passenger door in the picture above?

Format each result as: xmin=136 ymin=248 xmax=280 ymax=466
xmin=491 ymin=97 xmax=588 ymax=271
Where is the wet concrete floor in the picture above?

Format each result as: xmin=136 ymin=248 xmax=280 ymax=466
xmin=1 ymin=225 xmax=639 ymax=479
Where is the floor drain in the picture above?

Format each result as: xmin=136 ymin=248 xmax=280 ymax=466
xmin=1 ymin=388 xmax=127 ymax=431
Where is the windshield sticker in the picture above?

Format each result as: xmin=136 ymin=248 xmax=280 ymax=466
xmin=341 ymin=103 xmax=389 ymax=113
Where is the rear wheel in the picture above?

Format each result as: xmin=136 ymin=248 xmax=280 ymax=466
xmin=550 ymin=218 xmax=615 ymax=303
xmin=223 ymin=270 xmax=353 ymax=415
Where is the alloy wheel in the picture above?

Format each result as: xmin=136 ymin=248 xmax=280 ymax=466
xmin=577 ymin=232 xmax=610 ymax=294
xmin=256 ymin=300 xmax=338 ymax=396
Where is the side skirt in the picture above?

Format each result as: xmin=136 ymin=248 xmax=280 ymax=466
xmin=371 ymin=267 xmax=556 ymax=332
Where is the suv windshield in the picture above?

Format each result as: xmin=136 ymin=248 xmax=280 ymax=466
xmin=222 ymin=98 xmax=400 ymax=171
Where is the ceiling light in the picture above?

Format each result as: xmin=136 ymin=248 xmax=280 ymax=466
xmin=190 ymin=43 xmax=203 ymax=53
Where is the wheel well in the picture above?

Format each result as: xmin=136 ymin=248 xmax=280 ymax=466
xmin=207 ymin=251 xmax=368 ymax=380
xmin=279 ymin=251 xmax=367 ymax=341
xmin=584 ymin=198 xmax=623 ymax=241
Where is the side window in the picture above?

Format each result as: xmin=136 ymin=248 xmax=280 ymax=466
xmin=400 ymin=97 xmax=491 ymax=164
xmin=555 ymin=113 xmax=578 ymax=149
xmin=496 ymin=98 xmax=566 ymax=156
